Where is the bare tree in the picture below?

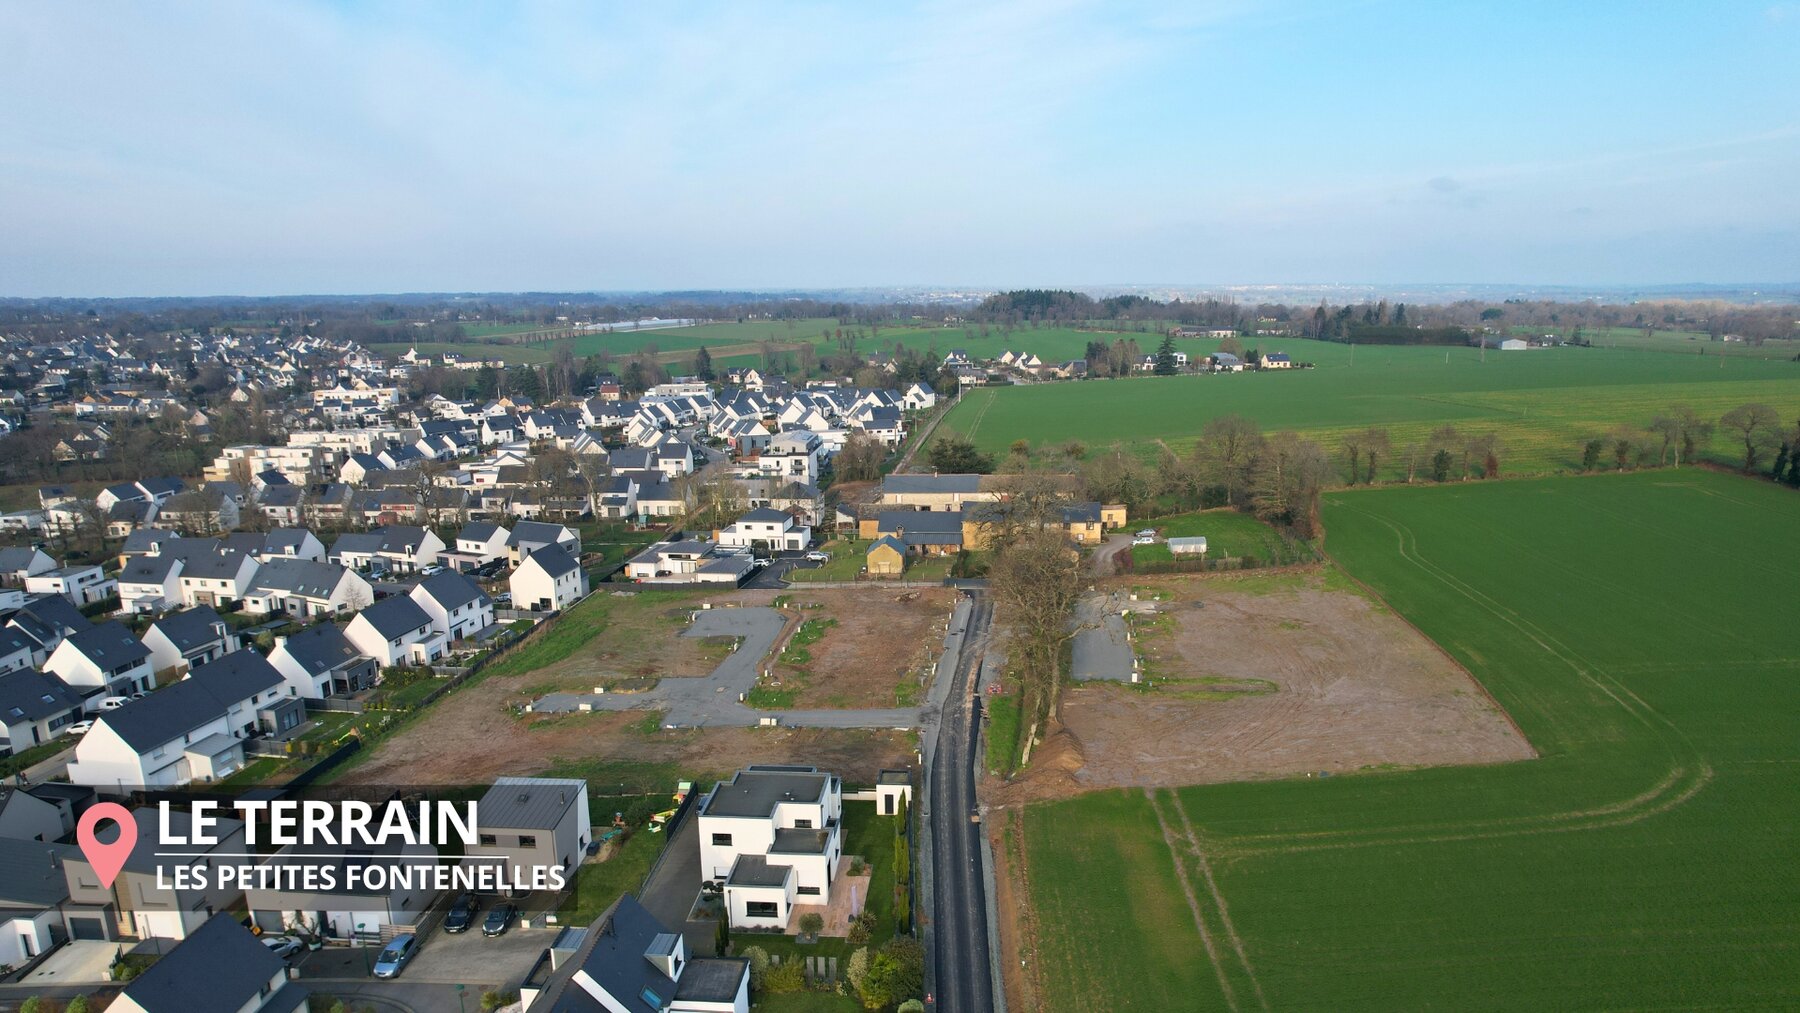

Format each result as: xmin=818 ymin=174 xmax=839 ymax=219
xmin=987 ymin=526 xmax=1089 ymax=761
xmin=1719 ymin=403 xmax=1781 ymax=471
xmin=1360 ymin=427 xmax=1392 ymax=484
xmin=1250 ymin=432 xmax=1332 ymax=536
xmin=1191 ymin=414 xmax=1263 ymax=506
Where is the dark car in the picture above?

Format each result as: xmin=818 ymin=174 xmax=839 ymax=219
xmin=482 ymin=903 xmax=517 ymax=937
xmin=443 ymin=893 xmax=479 ymax=933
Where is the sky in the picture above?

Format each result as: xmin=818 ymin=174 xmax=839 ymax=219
xmin=2 ymin=1 xmax=1798 ymax=296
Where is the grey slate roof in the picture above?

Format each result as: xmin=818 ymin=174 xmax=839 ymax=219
xmin=0 ymin=547 xmax=46 ymax=572
xmin=736 ymin=507 xmax=790 ymax=524
xmin=354 ymin=595 xmax=432 ymax=639
xmin=881 ymin=473 xmax=983 ymax=494
xmin=118 ymin=911 xmax=290 ymax=1013
xmin=121 ymin=528 xmax=181 ymax=555
xmin=62 ymin=621 xmax=150 ymax=668
xmin=0 ymin=669 xmax=84 ymax=724
xmin=0 ymin=836 xmax=78 ymax=906
xmin=145 ymin=606 xmax=229 ymax=653
xmin=185 ymin=650 xmax=282 ymax=701
xmin=247 ymin=558 xmax=350 ymax=598
xmin=522 ymin=544 xmax=580 ymax=579
xmin=457 ymin=521 xmax=503 ymax=542
xmin=477 ymin=777 xmax=584 ymax=831
xmin=120 ymin=554 xmax=182 ymax=584
xmin=95 ymin=678 xmax=229 ymax=751
xmin=701 ymin=766 xmax=830 ymax=819
xmin=726 ymin=853 xmax=791 ymax=887
xmin=414 ymin=570 xmax=490 ymax=613
xmin=274 ymin=623 xmax=366 ymax=676
xmin=8 ymin=596 xmax=88 ymax=649
xmin=509 ymin=520 xmax=572 ymax=547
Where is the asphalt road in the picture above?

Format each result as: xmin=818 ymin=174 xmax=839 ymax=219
xmin=928 ymin=592 xmax=996 ymax=1013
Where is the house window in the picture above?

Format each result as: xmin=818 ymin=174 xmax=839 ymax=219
xmin=798 ymin=886 xmax=820 ymax=896
xmin=794 ymin=818 xmax=813 ymax=829
xmin=711 ymin=833 xmax=733 ymax=846
xmin=479 ymin=834 xmax=498 ymax=846
xmin=745 ymin=901 xmax=780 ymax=919
xmin=518 ymin=835 xmax=537 ymax=847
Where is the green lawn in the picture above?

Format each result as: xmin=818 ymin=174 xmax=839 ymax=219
xmin=935 ymin=338 xmax=1800 ymax=474
xmin=741 ymin=801 xmax=903 ymax=966
xmin=1019 ymin=469 xmax=1800 ymax=1010
xmin=785 ymin=540 xmax=866 ymax=582
xmin=215 ymin=756 xmax=288 ymax=788
xmin=555 ymin=829 xmax=661 ymax=925
xmin=1128 ymin=508 xmax=1305 ymax=567
xmin=751 ymin=993 xmax=860 ymax=1012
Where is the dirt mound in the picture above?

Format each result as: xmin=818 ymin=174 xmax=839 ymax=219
xmin=991 ymin=720 xmax=1088 ymax=806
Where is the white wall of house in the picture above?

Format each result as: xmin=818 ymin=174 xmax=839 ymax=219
xmin=409 ymin=586 xmax=494 ymax=641
xmin=45 ymin=644 xmax=152 ymax=698
xmin=344 ymin=615 xmax=448 ymax=667
xmin=509 ymin=557 xmax=587 ymax=613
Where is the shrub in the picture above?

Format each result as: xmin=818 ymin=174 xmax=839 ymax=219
xmin=21 ymin=998 xmax=62 ymax=1013
xmin=846 ymin=909 xmax=876 ymax=944
xmin=846 ymin=946 xmax=871 ymax=995
xmin=480 ymin=991 xmax=519 ymax=1012
xmin=65 ymin=999 xmax=90 ymax=1013
xmin=798 ymin=912 xmax=824 ymax=937
xmin=741 ymin=945 xmax=771 ymax=975
xmin=899 ymin=1002 xmax=926 ymax=1013
xmin=760 ymin=957 xmax=805 ymax=994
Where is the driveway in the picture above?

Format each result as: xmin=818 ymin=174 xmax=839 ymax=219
xmin=637 ymin=805 xmax=717 ymax=956
xmin=1071 ymin=592 xmax=1135 ymax=681
xmin=295 ymin=926 xmax=551 ymax=988
xmin=743 ymin=555 xmax=819 ymax=589
xmin=1089 ymin=533 xmax=1133 ymax=576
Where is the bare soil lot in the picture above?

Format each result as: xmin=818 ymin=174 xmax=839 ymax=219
xmin=992 ymin=570 xmax=1533 ymax=805
xmin=772 ymin=587 xmax=957 ymax=708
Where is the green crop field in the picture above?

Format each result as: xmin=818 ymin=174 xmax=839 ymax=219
xmin=1016 ymin=470 xmax=1800 ymax=1009
xmin=936 ymin=339 xmax=1800 ymax=474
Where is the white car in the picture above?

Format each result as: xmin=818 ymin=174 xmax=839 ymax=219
xmin=752 ymin=558 xmax=772 ymax=568
xmin=64 ymin=720 xmax=94 ymax=737
xmin=1132 ymin=536 xmax=1156 ymax=546
xmin=261 ymin=935 xmax=305 ymax=960
xmin=96 ymin=696 xmax=132 ymax=711
xmin=804 ymin=551 xmax=831 ymax=563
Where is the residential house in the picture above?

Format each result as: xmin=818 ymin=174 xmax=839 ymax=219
xmin=510 ymin=544 xmax=588 ymax=613
xmin=865 ymin=535 xmax=907 ymax=577
xmin=409 ymin=570 xmax=494 ymax=641
xmin=0 ymin=838 xmax=82 ymax=969
xmin=181 ymin=651 xmax=303 ymax=739
xmin=508 ymin=520 xmax=580 ymax=565
xmin=7 ymin=596 xmax=89 ymax=666
xmin=110 ymin=911 xmax=309 ymax=1013
xmin=118 ymin=553 xmax=185 ymax=614
xmin=698 ymin=765 xmax=845 ymax=930
xmin=153 ymin=487 xmax=240 ymax=534
xmin=442 ymin=521 xmax=510 ymax=572
xmin=0 ymin=784 xmax=77 ymax=843
xmin=622 ymin=541 xmax=752 ymax=585
xmin=268 ymin=624 xmax=378 ymax=700
xmin=65 ymin=680 xmax=250 ymax=790
xmin=859 ymin=510 xmax=964 ymax=556
xmin=344 ymin=595 xmax=448 ymax=667
xmin=46 ymin=622 xmax=155 ymax=701
xmin=1258 ymin=351 xmax=1292 ymax=369
xmin=24 ymin=564 xmax=116 ymax=607
xmin=0 ymin=669 xmax=86 ymax=755
xmin=141 ymin=605 xmax=241 ymax=678
xmin=759 ymin=431 xmax=823 ymax=486
xmin=330 ymin=525 xmax=445 ymax=575
xmin=170 ymin=544 xmax=260 ymax=609
xmin=519 ymin=893 xmax=750 ymax=1013
xmin=0 ymin=546 xmax=55 ymax=587
xmin=244 ymin=840 xmax=440 ymax=941
xmin=714 ymin=508 xmax=811 ymax=553
xmin=467 ymin=777 xmax=593 ymax=886
xmin=240 ymin=560 xmax=372 ymax=618
xmin=0 ymin=628 xmax=35 ymax=675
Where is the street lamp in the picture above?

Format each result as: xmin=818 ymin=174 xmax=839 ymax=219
xmin=455 ymin=983 xmax=467 ymax=1013
xmin=358 ymin=923 xmax=371 ymax=974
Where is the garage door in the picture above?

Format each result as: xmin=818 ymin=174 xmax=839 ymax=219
xmin=69 ymin=917 xmax=106 ymax=940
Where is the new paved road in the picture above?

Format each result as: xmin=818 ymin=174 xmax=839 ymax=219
xmin=928 ymin=592 xmax=996 ymax=1013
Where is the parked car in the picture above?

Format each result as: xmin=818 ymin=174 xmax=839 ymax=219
xmin=752 ymin=558 xmax=772 ymax=568
xmin=1132 ymin=536 xmax=1156 ymax=546
xmin=64 ymin=720 xmax=94 ymax=737
xmin=260 ymin=935 xmax=304 ymax=960
xmin=482 ymin=903 xmax=517 ymax=937
xmin=371 ymin=934 xmax=417 ymax=978
xmin=419 ymin=564 xmax=444 ymax=576
xmin=804 ymin=551 xmax=831 ymax=563
xmin=1134 ymin=530 xmax=1158 ymax=540
xmin=95 ymin=696 xmax=131 ymax=711
xmin=443 ymin=893 xmax=479 ymax=933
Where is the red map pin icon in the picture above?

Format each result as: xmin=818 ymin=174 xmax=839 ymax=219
xmin=77 ymin=803 xmax=139 ymax=889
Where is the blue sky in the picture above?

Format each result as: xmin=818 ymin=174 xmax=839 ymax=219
xmin=2 ymin=1 xmax=1797 ymax=295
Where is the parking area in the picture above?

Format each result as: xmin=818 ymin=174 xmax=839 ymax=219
xmin=295 ymin=925 xmax=554 ymax=988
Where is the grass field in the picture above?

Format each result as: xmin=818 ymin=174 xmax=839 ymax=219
xmin=1016 ymin=469 xmax=1800 ymax=1010
xmin=936 ymin=339 xmax=1800 ymax=475
xmin=1130 ymin=509 xmax=1297 ymax=565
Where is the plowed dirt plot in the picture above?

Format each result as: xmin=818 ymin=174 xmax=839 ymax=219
xmin=993 ymin=570 xmax=1534 ymax=805
xmin=774 ymin=587 xmax=957 ymax=708
xmin=339 ymin=587 xmax=915 ymax=786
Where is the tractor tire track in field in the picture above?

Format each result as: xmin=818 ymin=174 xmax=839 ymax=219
xmin=1169 ymin=792 xmax=1269 ymax=1012
xmin=960 ymin=389 xmax=998 ymax=444
xmin=1219 ymin=506 xmax=1712 ymax=859
xmin=1145 ymin=788 xmax=1242 ymax=1013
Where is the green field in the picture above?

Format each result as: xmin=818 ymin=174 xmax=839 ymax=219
xmin=1018 ymin=470 xmax=1800 ymax=1009
xmin=1510 ymin=324 xmax=1800 ymax=361
xmin=936 ymin=339 xmax=1800 ymax=475
xmin=1131 ymin=509 xmax=1298 ymax=565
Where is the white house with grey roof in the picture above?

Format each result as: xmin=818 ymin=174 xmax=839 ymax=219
xmin=118 ymin=553 xmax=185 ymax=614
xmin=409 ymin=569 xmax=494 ymax=641
xmin=698 ymin=765 xmax=845 ymax=930
xmin=520 ymin=893 xmax=749 ymax=1013
xmin=714 ymin=507 xmax=811 ymax=552
xmin=243 ymin=838 xmax=440 ymax=941
xmin=46 ymin=621 xmax=155 ymax=701
xmin=111 ymin=911 xmax=308 ymax=1013
xmin=65 ymin=677 xmax=249 ymax=790
xmin=61 ymin=808 xmax=249 ymax=941
xmin=0 ymin=546 xmax=55 ymax=587
xmin=467 ymin=776 xmax=593 ymax=887
xmin=0 ymin=668 xmax=85 ymax=755
xmin=24 ymin=564 xmax=116 ymax=606
xmin=344 ymin=594 xmax=448 ymax=667
xmin=0 ymin=837 xmax=82 ymax=968
xmin=141 ymin=605 xmax=241 ymax=678
xmin=508 ymin=520 xmax=580 ymax=565
xmin=268 ymin=623 xmax=378 ymax=699
xmin=180 ymin=650 xmax=302 ymax=739
xmin=443 ymin=520 xmax=511 ymax=572
xmin=510 ymin=544 xmax=588 ymax=613
xmin=241 ymin=559 xmax=372 ymax=618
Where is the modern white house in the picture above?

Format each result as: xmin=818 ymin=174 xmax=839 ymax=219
xmin=66 ymin=680 xmax=244 ymax=790
xmin=697 ymin=765 xmax=845 ymax=930
xmin=443 ymin=521 xmax=511 ymax=572
xmin=510 ymin=544 xmax=588 ymax=613
xmin=714 ymin=508 xmax=811 ymax=553
xmin=409 ymin=570 xmax=494 ymax=641
xmin=169 ymin=546 xmax=261 ymax=609
xmin=0 ymin=837 xmax=81 ymax=969
xmin=268 ymin=623 xmax=378 ymax=700
xmin=520 ymin=893 xmax=750 ymax=1013
xmin=141 ymin=605 xmax=241 ymax=678
xmin=46 ymin=622 xmax=155 ymax=701
xmin=0 ymin=669 xmax=86 ymax=754
xmin=24 ymin=564 xmax=116 ymax=607
xmin=0 ymin=546 xmax=56 ymax=587
xmin=240 ymin=559 xmax=373 ymax=618
xmin=507 ymin=520 xmax=580 ymax=565
xmin=118 ymin=554 xmax=185 ymax=614
xmin=61 ymin=809 xmax=249 ymax=942
xmin=758 ymin=431 xmax=823 ymax=486
xmin=330 ymin=525 xmax=446 ymax=575
xmin=344 ymin=595 xmax=448 ymax=667
xmin=180 ymin=650 xmax=304 ymax=739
